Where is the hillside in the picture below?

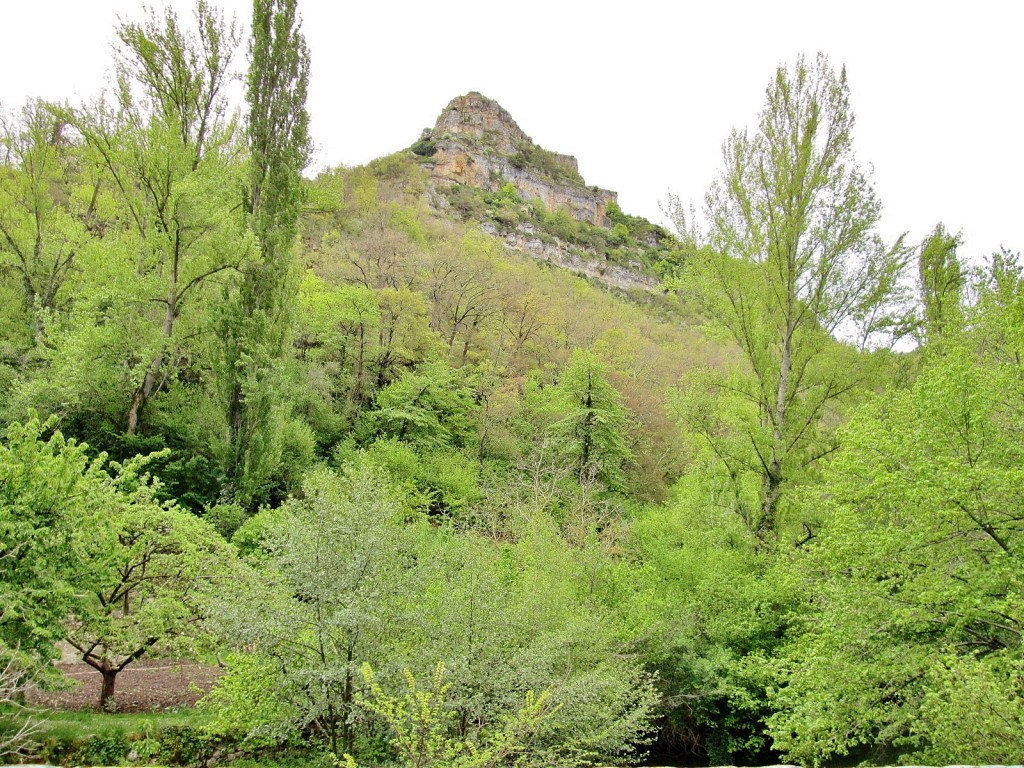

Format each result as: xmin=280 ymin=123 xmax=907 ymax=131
xmin=298 ymin=144 xmax=720 ymax=503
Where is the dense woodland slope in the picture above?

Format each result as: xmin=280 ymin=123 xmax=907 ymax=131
xmin=1 ymin=1 xmax=1022 ymax=766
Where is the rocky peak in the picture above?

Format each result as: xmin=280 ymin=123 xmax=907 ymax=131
xmin=433 ymin=92 xmax=528 ymax=155
xmin=424 ymin=92 xmax=617 ymax=227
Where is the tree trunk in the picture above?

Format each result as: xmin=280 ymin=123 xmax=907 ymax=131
xmin=126 ymin=356 xmax=162 ymax=434
xmin=228 ymin=379 xmax=245 ymax=478
xmin=757 ymin=467 xmax=782 ymax=548
xmin=758 ymin=322 xmax=793 ymax=547
xmin=341 ymin=644 xmax=354 ymax=754
xmin=98 ymin=667 xmax=118 ymax=712
xmin=126 ymin=293 xmax=177 ymax=434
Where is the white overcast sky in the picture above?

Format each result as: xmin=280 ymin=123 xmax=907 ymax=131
xmin=2 ymin=1 xmax=1021 ymax=260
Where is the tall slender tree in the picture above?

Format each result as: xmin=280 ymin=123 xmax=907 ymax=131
xmin=680 ymin=54 xmax=910 ymax=546
xmin=218 ymin=0 xmax=311 ymax=504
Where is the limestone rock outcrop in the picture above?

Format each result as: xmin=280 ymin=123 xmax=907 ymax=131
xmin=425 ymin=92 xmax=617 ymax=227
xmin=480 ymin=222 xmax=660 ymax=293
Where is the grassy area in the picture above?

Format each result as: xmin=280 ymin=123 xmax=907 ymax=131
xmin=27 ymin=706 xmax=210 ymax=739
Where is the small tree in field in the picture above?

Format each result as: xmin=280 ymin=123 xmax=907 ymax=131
xmin=65 ymin=494 xmax=231 ymax=711
xmin=1 ymin=415 xmax=232 ymax=711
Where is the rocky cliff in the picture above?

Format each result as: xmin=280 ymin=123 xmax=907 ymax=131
xmin=424 ymin=92 xmax=617 ymax=227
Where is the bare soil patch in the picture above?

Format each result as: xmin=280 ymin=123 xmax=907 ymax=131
xmin=26 ymin=659 xmax=223 ymax=713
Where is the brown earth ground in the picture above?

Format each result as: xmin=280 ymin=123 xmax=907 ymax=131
xmin=26 ymin=660 xmax=223 ymax=712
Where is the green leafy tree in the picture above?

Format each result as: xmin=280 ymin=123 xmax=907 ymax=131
xmin=426 ymin=230 xmax=501 ymax=364
xmin=366 ymin=360 xmax=479 ymax=450
xmin=65 ymin=488 xmax=232 ymax=711
xmin=622 ymin=488 xmax=800 ymax=763
xmin=549 ymin=350 xmax=633 ymax=490
xmin=676 ymin=53 xmax=910 ymax=545
xmin=359 ymin=439 xmax=482 ymax=518
xmin=68 ymin=1 xmax=243 ymax=435
xmin=203 ymin=465 xmax=416 ymax=755
xmin=404 ymin=515 xmax=659 ymax=767
xmin=206 ymin=467 xmax=657 ymax=764
xmin=216 ymin=0 xmax=313 ymax=504
xmin=0 ymin=416 xmax=109 ymax=750
xmin=0 ymin=415 xmax=232 ymax=712
xmin=916 ymin=222 xmax=964 ymax=344
xmin=294 ymin=270 xmax=380 ymax=440
xmin=0 ymin=101 xmax=97 ymax=345
xmin=767 ymin=322 xmax=1024 ymax=763
xmin=0 ymin=416 xmax=100 ymax=666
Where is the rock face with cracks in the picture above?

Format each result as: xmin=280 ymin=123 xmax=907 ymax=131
xmin=427 ymin=92 xmax=618 ymax=227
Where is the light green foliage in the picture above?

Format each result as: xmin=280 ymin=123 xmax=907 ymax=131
xmin=296 ymin=270 xmax=380 ymax=436
xmin=913 ymin=653 xmax=1024 ymax=763
xmin=605 ymin=200 xmax=675 ymax=251
xmin=427 ymin=229 xmax=501 ymax=364
xmin=0 ymin=416 xmax=101 ymax=666
xmin=206 ymin=466 xmax=657 ymax=764
xmin=246 ymin=0 xmax=311 ymax=239
xmin=65 ymin=486 xmax=233 ymax=711
xmin=297 ymin=271 xmax=380 ymax=363
xmin=670 ymin=336 xmax=865 ymax=543
xmin=57 ymin=0 xmax=245 ymax=436
xmin=366 ymin=359 xmax=479 ymax=449
xmin=678 ymin=53 xmax=910 ymax=546
xmin=15 ymin=24 xmax=1014 ymax=766
xmin=403 ymin=516 xmax=658 ymax=767
xmin=766 ymin=295 xmax=1024 ymax=763
xmin=0 ymin=101 xmax=95 ymax=345
xmin=359 ymin=662 xmax=558 ymax=768
xmin=11 ymin=233 xmax=156 ymax=428
xmin=548 ymin=350 xmax=633 ymax=490
xmin=622 ymin=492 xmax=799 ymax=763
xmin=302 ymin=155 xmax=702 ymax=503
xmin=116 ymin=3 xmax=241 ymax=430
xmin=540 ymin=207 xmax=581 ymax=243
xmin=198 ymin=651 xmax=295 ymax=748
xmin=917 ymin=222 xmax=964 ymax=344
xmin=0 ymin=414 xmax=233 ymax=712
xmin=360 ymin=439 xmax=483 ymax=518
xmin=203 ymin=465 xmax=416 ymax=755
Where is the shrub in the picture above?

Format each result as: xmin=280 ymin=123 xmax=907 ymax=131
xmin=35 ymin=723 xmax=216 ymax=767
xmin=508 ymin=143 xmax=583 ymax=184
xmin=410 ymin=128 xmax=437 ymax=158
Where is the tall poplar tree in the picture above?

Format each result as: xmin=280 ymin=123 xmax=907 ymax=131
xmin=681 ymin=54 xmax=910 ymax=546
xmin=218 ymin=0 xmax=311 ymax=504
